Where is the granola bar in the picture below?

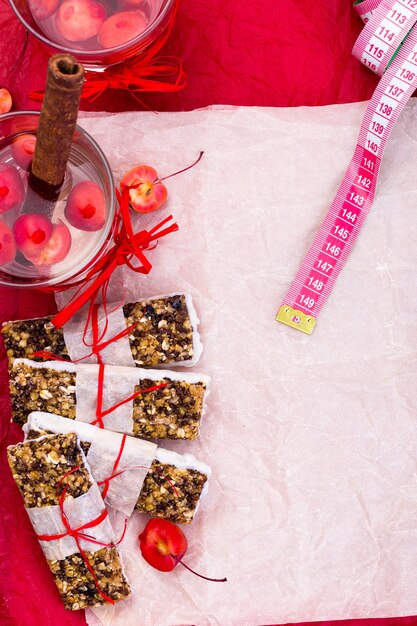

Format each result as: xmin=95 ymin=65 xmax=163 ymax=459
xmin=7 ymin=433 xmax=131 ymax=610
xmin=137 ymin=448 xmax=210 ymax=524
xmin=25 ymin=412 xmax=211 ymax=524
xmin=10 ymin=359 xmax=209 ymax=440
xmin=2 ymin=294 xmax=202 ymax=368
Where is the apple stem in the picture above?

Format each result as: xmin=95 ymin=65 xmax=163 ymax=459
xmin=173 ymin=556 xmax=227 ymax=583
xmin=157 ymin=151 xmax=204 ymax=184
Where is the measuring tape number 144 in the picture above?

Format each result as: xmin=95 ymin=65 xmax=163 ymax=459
xmin=276 ymin=0 xmax=417 ymax=335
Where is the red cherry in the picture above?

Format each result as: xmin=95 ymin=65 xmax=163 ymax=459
xmin=65 ymin=180 xmax=106 ymax=231
xmin=139 ymin=518 xmax=227 ymax=582
xmin=139 ymin=518 xmax=187 ymax=572
xmin=11 ymin=134 xmax=36 ymax=171
xmin=0 ymin=220 xmax=16 ymax=266
xmin=25 ymin=221 xmax=71 ymax=266
xmin=120 ymin=152 xmax=204 ymax=214
xmin=0 ymin=89 xmax=12 ymax=114
xmin=0 ymin=164 xmax=24 ymax=214
xmin=120 ymin=165 xmax=167 ymax=214
xmin=13 ymin=214 xmax=53 ymax=259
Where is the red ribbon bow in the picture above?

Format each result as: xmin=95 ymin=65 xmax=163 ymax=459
xmin=36 ymin=466 xmax=127 ymax=605
xmin=51 ymin=187 xmax=178 ymax=330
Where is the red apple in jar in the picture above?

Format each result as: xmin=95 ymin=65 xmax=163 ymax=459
xmin=11 ymin=134 xmax=36 ymax=171
xmin=29 ymin=0 xmax=60 ymax=20
xmin=26 ymin=221 xmax=71 ymax=266
xmin=13 ymin=214 xmax=53 ymax=259
xmin=0 ymin=89 xmax=12 ymax=114
xmin=65 ymin=180 xmax=106 ymax=231
xmin=97 ymin=10 xmax=147 ymax=48
xmin=56 ymin=0 xmax=106 ymax=42
xmin=0 ymin=164 xmax=25 ymax=214
xmin=0 ymin=221 xmax=16 ymax=266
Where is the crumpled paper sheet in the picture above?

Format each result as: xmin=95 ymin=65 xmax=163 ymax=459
xmin=74 ymin=102 xmax=417 ymax=625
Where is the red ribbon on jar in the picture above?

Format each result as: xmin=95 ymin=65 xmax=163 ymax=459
xmin=29 ymin=0 xmax=186 ymax=106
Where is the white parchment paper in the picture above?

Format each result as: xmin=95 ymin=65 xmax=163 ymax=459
xmin=77 ymin=103 xmax=417 ymax=625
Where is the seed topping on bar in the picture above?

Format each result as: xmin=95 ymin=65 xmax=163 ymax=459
xmin=123 ymin=295 xmax=194 ymax=367
xmin=133 ymin=377 xmax=205 ymax=439
xmin=137 ymin=460 xmax=208 ymax=524
xmin=10 ymin=361 xmax=76 ymax=425
xmin=8 ymin=433 xmax=90 ymax=507
xmin=2 ymin=317 xmax=68 ymax=366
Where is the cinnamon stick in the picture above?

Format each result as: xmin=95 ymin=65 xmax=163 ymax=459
xmin=30 ymin=54 xmax=85 ymax=197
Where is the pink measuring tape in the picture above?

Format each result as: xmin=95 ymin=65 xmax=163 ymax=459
xmin=276 ymin=0 xmax=417 ymax=335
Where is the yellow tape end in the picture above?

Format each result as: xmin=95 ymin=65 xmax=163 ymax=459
xmin=276 ymin=305 xmax=316 ymax=335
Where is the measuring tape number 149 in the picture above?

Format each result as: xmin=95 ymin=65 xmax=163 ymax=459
xmin=276 ymin=0 xmax=417 ymax=335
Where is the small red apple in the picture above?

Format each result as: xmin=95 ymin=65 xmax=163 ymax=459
xmin=139 ymin=518 xmax=227 ymax=582
xmin=56 ymin=0 xmax=106 ymax=42
xmin=0 ymin=164 xmax=25 ymax=214
xmin=12 ymin=134 xmax=36 ymax=170
xmin=97 ymin=9 xmax=147 ymax=49
xmin=120 ymin=165 xmax=167 ymax=214
xmin=0 ymin=89 xmax=12 ymax=114
xmin=65 ymin=180 xmax=106 ymax=231
xmin=120 ymin=152 xmax=204 ymax=214
xmin=13 ymin=213 xmax=53 ymax=259
xmin=26 ymin=221 xmax=71 ymax=265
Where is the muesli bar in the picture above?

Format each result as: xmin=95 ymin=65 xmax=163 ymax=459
xmin=7 ymin=433 xmax=131 ymax=610
xmin=25 ymin=412 xmax=211 ymax=524
xmin=136 ymin=448 xmax=210 ymax=524
xmin=2 ymin=293 xmax=202 ymax=368
xmin=10 ymin=359 xmax=209 ymax=440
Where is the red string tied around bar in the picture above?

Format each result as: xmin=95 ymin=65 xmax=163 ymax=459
xmin=96 ymin=434 xmax=180 ymax=499
xmin=93 ymin=362 xmax=168 ymax=429
xmin=36 ymin=466 xmax=127 ymax=605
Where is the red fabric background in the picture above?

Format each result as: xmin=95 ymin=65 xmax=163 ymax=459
xmin=0 ymin=1 xmax=413 ymax=625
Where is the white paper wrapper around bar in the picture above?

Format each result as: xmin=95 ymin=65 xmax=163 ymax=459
xmin=2 ymin=293 xmax=203 ymax=369
xmin=7 ymin=432 xmax=131 ymax=609
xmin=24 ymin=412 xmax=212 ymax=516
xmin=59 ymin=292 xmax=203 ymax=368
xmin=12 ymin=359 xmax=210 ymax=440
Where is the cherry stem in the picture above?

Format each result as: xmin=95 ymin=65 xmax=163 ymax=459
xmin=157 ymin=151 xmax=204 ymax=184
xmin=173 ymin=555 xmax=227 ymax=583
